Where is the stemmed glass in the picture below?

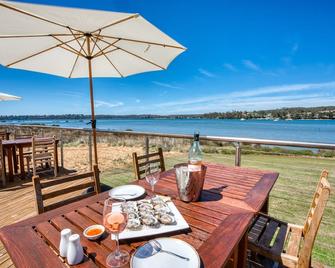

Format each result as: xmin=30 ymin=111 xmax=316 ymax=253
xmin=103 ymin=198 xmax=129 ymax=267
xmin=145 ymin=162 xmax=161 ymax=197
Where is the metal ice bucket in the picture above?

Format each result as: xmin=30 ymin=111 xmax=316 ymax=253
xmin=174 ymin=163 xmax=207 ymax=202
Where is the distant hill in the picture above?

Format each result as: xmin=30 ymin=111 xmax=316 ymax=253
xmin=1 ymin=106 xmax=334 ymax=120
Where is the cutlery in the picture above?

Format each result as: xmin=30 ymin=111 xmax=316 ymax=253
xmin=112 ymin=193 xmax=137 ymax=197
xmin=149 ymin=239 xmax=190 ymax=261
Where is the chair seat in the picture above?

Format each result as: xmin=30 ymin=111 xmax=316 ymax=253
xmin=82 ymin=183 xmax=112 ymax=194
xmin=248 ymin=213 xmax=302 ymax=265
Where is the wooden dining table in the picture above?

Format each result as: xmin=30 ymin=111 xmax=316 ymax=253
xmin=0 ymin=163 xmax=278 ymax=268
xmin=2 ymin=137 xmax=59 ymax=181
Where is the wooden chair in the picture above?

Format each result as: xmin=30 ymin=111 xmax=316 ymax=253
xmin=0 ymin=140 xmax=5 ymax=187
xmin=132 ymin=148 xmax=165 ymax=180
xmin=32 ymin=136 xmax=58 ymax=177
xmin=14 ymin=134 xmax=33 ymax=175
xmin=33 ymin=165 xmax=101 ymax=214
xmin=248 ymin=170 xmax=331 ymax=268
xmin=0 ymin=131 xmax=9 ymax=140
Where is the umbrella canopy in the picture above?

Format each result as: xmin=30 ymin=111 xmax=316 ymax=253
xmin=0 ymin=92 xmax=21 ymax=101
xmin=0 ymin=1 xmax=186 ymax=166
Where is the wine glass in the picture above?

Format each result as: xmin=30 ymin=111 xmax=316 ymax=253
xmin=103 ymin=198 xmax=129 ymax=267
xmin=145 ymin=162 xmax=161 ymax=197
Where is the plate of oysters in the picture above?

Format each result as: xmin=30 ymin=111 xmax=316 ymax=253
xmin=114 ymin=196 xmax=190 ymax=240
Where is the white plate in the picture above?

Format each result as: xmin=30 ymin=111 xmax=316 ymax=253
xmin=131 ymin=238 xmax=200 ymax=268
xmin=109 ymin=185 xmax=146 ymax=200
xmin=112 ymin=201 xmax=189 ymax=240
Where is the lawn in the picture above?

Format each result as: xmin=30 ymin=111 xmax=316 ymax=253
xmin=101 ymin=152 xmax=335 ymax=267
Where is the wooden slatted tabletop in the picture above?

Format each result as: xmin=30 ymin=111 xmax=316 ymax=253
xmin=0 ymin=163 xmax=278 ymax=268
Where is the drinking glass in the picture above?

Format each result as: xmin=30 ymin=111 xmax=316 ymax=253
xmin=145 ymin=163 xmax=160 ymax=196
xmin=103 ymin=198 xmax=129 ymax=267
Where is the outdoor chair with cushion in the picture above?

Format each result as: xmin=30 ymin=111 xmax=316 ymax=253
xmin=33 ymin=165 xmax=101 ymax=214
xmin=132 ymin=147 xmax=165 ymax=180
xmin=31 ymin=136 xmax=58 ymax=177
xmin=247 ymin=170 xmax=331 ymax=268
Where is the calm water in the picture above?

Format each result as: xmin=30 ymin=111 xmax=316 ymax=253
xmin=1 ymin=119 xmax=335 ymax=144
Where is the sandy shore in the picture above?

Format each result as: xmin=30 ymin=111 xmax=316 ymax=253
xmin=62 ymin=143 xmax=184 ymax=173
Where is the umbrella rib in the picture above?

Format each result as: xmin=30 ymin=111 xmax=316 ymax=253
xmin=92 ymin=38 xmax=120 ymax=58
xmin=113 ymin=45 xmax=166 ymax=70
xmin=0 ymin=2 xmax=84 ymax=33
xmin=96 ymin=34 xmax=186 ymax=50
xmin=90 ymin=30 xmax=102 ymax=56
xmin=94 ymin=42 xmax=124 ymax=77
xmin=67 ymin=28 xmax=88 ymax=57
xmin=68 ymin=38 xmax=87 ymax=78
xmin=6 ymin=36 xmax=82 ymax=67
xmin=93 ymin=37 xmax=165 ymax=69
xmin=0 ymin=33 xmax=80 ymax=39
xmin=94 ymin=48 xmax=119 ymax=58
xmin=91 ymin=13 xmax=139 ymax=34
xmin=51 ymin=35 xmax=86 ymax=57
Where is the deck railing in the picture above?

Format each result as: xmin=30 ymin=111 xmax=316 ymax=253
xmin=106 ymin=130 xmax=335 ymax=167
xmin=1 ymin=125 xmax=335 ymax=168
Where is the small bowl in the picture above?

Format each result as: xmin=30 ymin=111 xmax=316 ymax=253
xmin=83 ymin=225 xmax=105 ymax=240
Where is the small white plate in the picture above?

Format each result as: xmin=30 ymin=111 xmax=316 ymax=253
xmin=131 ymin=238 xmax=200 ymax=268
xmin=109 ymin=185 xmax=146 ymax=200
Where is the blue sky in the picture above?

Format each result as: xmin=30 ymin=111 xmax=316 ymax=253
xmin=1 ymin=0 xmax=335 ymax=115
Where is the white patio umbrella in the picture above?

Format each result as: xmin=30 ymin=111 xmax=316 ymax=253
xmin=0 ymin=92 xmax=21 ymax=101
xmin=0 ymin=1 xmax=186 ymax=166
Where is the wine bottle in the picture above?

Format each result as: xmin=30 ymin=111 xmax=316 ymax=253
xmin=188 ymin=131 xmax=202 ymax=171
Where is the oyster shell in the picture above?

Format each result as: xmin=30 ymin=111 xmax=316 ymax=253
xmin=139 ymin=210 xmax=154 ymax=217
xmin=138 ymin=203 xmax=154 ymax=211
xmin=127 ymin=218 xmax=142 ymax=230
xmin=151 ymin=196 xmax=165 ymax=205
xmin=137 ymin=199 xmax=152 ymax=205
xmin=141 ymin=215 xmax=160 ymax=227
xmin=158 ymin=214 xmax=175 ymax=225
xmin=128 ymin=211 xmax=139 ymax=219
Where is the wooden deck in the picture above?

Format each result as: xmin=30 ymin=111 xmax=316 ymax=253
xmin=0 ymin=173 xmax=93 ymax=268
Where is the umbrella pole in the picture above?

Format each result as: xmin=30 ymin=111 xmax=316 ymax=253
xmin=86 ymin=34 xmax=98 ymax=167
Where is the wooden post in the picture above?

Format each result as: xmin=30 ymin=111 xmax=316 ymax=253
xmin=145 ymin=136 xmax=149 ymax=155
xmin=86 ymin=34 xmax=98 ymax=166
xmin=235 ymin=142 xmax=241 ymax=167
xmin=60 ymin=130 xmax=64 ymax=169
xmin=88 ymin=132 xmax=93 ymax=171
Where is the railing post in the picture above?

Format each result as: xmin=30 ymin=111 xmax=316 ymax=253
xmin=145 ymin=136 xmax=149 ymax=155
xmin=88 ymin=132 xmax=93 ymax=171
xmin=60 ymin=130 xmax=64 ymax=169
xmin=234 ymin=142 xmax=241 ymax=167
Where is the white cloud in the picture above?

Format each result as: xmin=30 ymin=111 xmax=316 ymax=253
xmin=291 ymin=42 xmax=299 ymax=54
xmin=242 ymin=59 xmax=261 ymax=71
xmin=230 ymin=81 xmax=335 ymax=98
xmin=198 ymin=68 xmax=216 ymax=77
xmin=223 ymin=63 xmax=238 ymax=72
xmin=152 ymin=81 xmax=182 ymax=89
xmin=153 ymin=80 xmax=335 ymax=114
xmin=95 ymin=100 xmax=124 ymax=108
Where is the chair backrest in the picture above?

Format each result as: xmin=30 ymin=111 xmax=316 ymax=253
xmin=32 ymin=136 xmax=57 ymax=177
xmin=132 ymin=148 xmax=165 ymax=180
xmin=0 ymin=131 xmax=9 ymax=140
xmin=14 ymin=134 xmax=33 ymax=140
xmin=0 ymin=140 xmax=5 ymax=187
xmin=33 ymin=165 xmax=101 ymax=214
xmin=298 ymin=170 xmax=331 ymax=267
